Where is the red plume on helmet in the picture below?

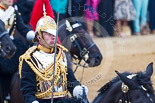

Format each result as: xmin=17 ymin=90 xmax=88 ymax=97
xmin=29 ymin=0 xmax=61 ymax=44
xmin=30 ymin=0 xmax=54 ymax=31
xmin=14 ymin=0 xmax=17 ymax=3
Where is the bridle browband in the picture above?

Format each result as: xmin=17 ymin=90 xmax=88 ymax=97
xmin=119 ymin=74 xmax=153 ymax=103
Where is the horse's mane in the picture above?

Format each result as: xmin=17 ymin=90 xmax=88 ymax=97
xmin=98 ymin=72 xmax=131 ymax=93
xmin=98 ymin=71 xmax=154 ymax=94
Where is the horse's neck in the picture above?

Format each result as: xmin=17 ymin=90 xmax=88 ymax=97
xmin=58 ymin=22 xmax=67 ymax=42
xmin=92 ymin=81 xmax=122 ymax=103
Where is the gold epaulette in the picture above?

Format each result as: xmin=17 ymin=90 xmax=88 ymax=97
xmin=57 ymin=44 xmax=68 ymax=52
xmin=18 ymin=46 xmax=37 ymax=78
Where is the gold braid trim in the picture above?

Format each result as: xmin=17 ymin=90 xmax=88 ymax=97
xmin=20 ymin=47 xmax=62 ymax=81
xmin=18 ymin=45 xmax=67 ymax=78
xmin=19 ymin=46 xmax=37 ymax=78
xmin=57 ymin=44 xmax=68 ymax=52
xmin=18 ymin=46 xmax=68 ymax=98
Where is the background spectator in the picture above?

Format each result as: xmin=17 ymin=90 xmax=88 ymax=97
xmin=114 ymin=0 xmax=136 ymax=37
xmin=85 ymin=0 xmax=100 ymax=37
xmin=98 ymin=0 xmax=115 ymax=37
xmin=71 ymin=0 xmax=86 ymax=17
xmin=49 ymin=0 xmax=68 ymax=21
xmin=149 ymin=0 xmax=155 ymax=34
xmin=132 ymin=0 xmax=150 ymax=35
xmin=16 ymin=0 xmax=35 ymax=24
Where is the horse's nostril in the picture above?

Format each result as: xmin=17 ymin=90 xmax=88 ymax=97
xmin=96 ymin=55 xmax=101 ymax=60
xmin=95 ymin=55 xmax=102 ymax=64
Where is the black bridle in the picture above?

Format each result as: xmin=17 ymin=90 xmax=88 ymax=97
xmin=66 ymin=20 xmax=96 ymax=62
xmin=119 ymin=75 xmax=154 ymax=103
xmin=70 ymin=33 xmax=96 ymax=61
xmin=65 ymin=20 xmax=95 ymax=74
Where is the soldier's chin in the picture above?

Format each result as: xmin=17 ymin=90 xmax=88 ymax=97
xmin=8 ymin=3 xmax=13 ymax=6
xmin=49 ymin=44 xmax=55 ymax=48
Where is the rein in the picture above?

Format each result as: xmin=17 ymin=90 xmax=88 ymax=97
xmin=72 ymin=60 xmax=88 ymax=73
xmin=0 ymin=31 xmax=8 ymax=38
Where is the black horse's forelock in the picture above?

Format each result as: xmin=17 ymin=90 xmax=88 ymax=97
xmin=98 ymin=71 xmax=154 ymax=94
xmin=136 ymin=72 xmax=154 ymax=94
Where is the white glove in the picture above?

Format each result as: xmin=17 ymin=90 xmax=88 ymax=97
xmin=32 ymin=100 xmax=39 ymax=103
xmin=73 ymin=85 xmax=88 ymax=99
xmin=26 ymin=30 xmax=35 ymax=42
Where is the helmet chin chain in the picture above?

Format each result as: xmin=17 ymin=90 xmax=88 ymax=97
xmin=38 ymin=30 xmax=53 ymax=49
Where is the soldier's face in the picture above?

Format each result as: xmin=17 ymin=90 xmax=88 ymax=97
xmin=6 ymin=0 xmax=13 ymax=5
xmin=1 ymin=0 xmax=13 ymax=7
xmin=37 ymin=32 xmax=56 ymax=48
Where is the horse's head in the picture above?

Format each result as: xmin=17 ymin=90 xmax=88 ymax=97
xmin=58 ymin=17 xmax=102 ymax=67
xmin=93 ymin=62 xmax=155 ymax=103
xmin=115 ymin=63 xmax=155 ymax=103
xmin=0 ymin=20 xmax=16 ymax=58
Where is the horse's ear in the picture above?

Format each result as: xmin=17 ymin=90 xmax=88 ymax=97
xmin=145 ymin=62 xmax=153 ymax=76
xmin=115 ymin=71 xmax=138 ymax=89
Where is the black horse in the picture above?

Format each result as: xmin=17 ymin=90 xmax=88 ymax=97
xmin=58 ymin=17 xmax=102 ymax=67
xmin=93 ymin=62 xmax=155 ymax=103
xmin=0 ymin=20 xmax=16 ymax=59
xmin=10 ymin=61 xmax=155 ymax=103
xmin=0 ymin=17 xmax=102 ymax=103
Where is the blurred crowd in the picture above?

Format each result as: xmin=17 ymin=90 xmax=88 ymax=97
xmin=15 ymin=0 xmax=155 ymax=38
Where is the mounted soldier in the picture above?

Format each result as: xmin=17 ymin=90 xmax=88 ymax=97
xmin=0 ymin=0 xmax=35 ymax=42
xmin=0 ymin=0 xmax=35 ymax=102
xmin=19 ymin=0 xmax=88 ymax=103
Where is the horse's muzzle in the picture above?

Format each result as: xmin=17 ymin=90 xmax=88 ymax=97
xmin=87 ymin=54 xmax=102 ymax=67
xmin=2 ymin=45 xmax=17 ymax=59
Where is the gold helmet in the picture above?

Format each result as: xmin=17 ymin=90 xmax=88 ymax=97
xmin=35 ymin=16 xmax=57 ymax=36
xmin=35 ymin=15 xmax=57 ymax=37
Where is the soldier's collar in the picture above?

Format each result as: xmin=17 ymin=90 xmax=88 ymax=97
xmin=0 ymin=4 xmax=7 ymax=10
xmin=37 ymin=44 xmax=53 ymax=53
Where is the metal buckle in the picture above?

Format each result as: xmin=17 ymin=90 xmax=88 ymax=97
xmin=80 ymin=48 xmax=89 ymax=61
xmin=70 ymin=34 xmax=77 ymax=42
xmin=121 ymin=82 xmax=129 ymax=93
xmin=81 ymin=48 xmax=87 ymax=56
